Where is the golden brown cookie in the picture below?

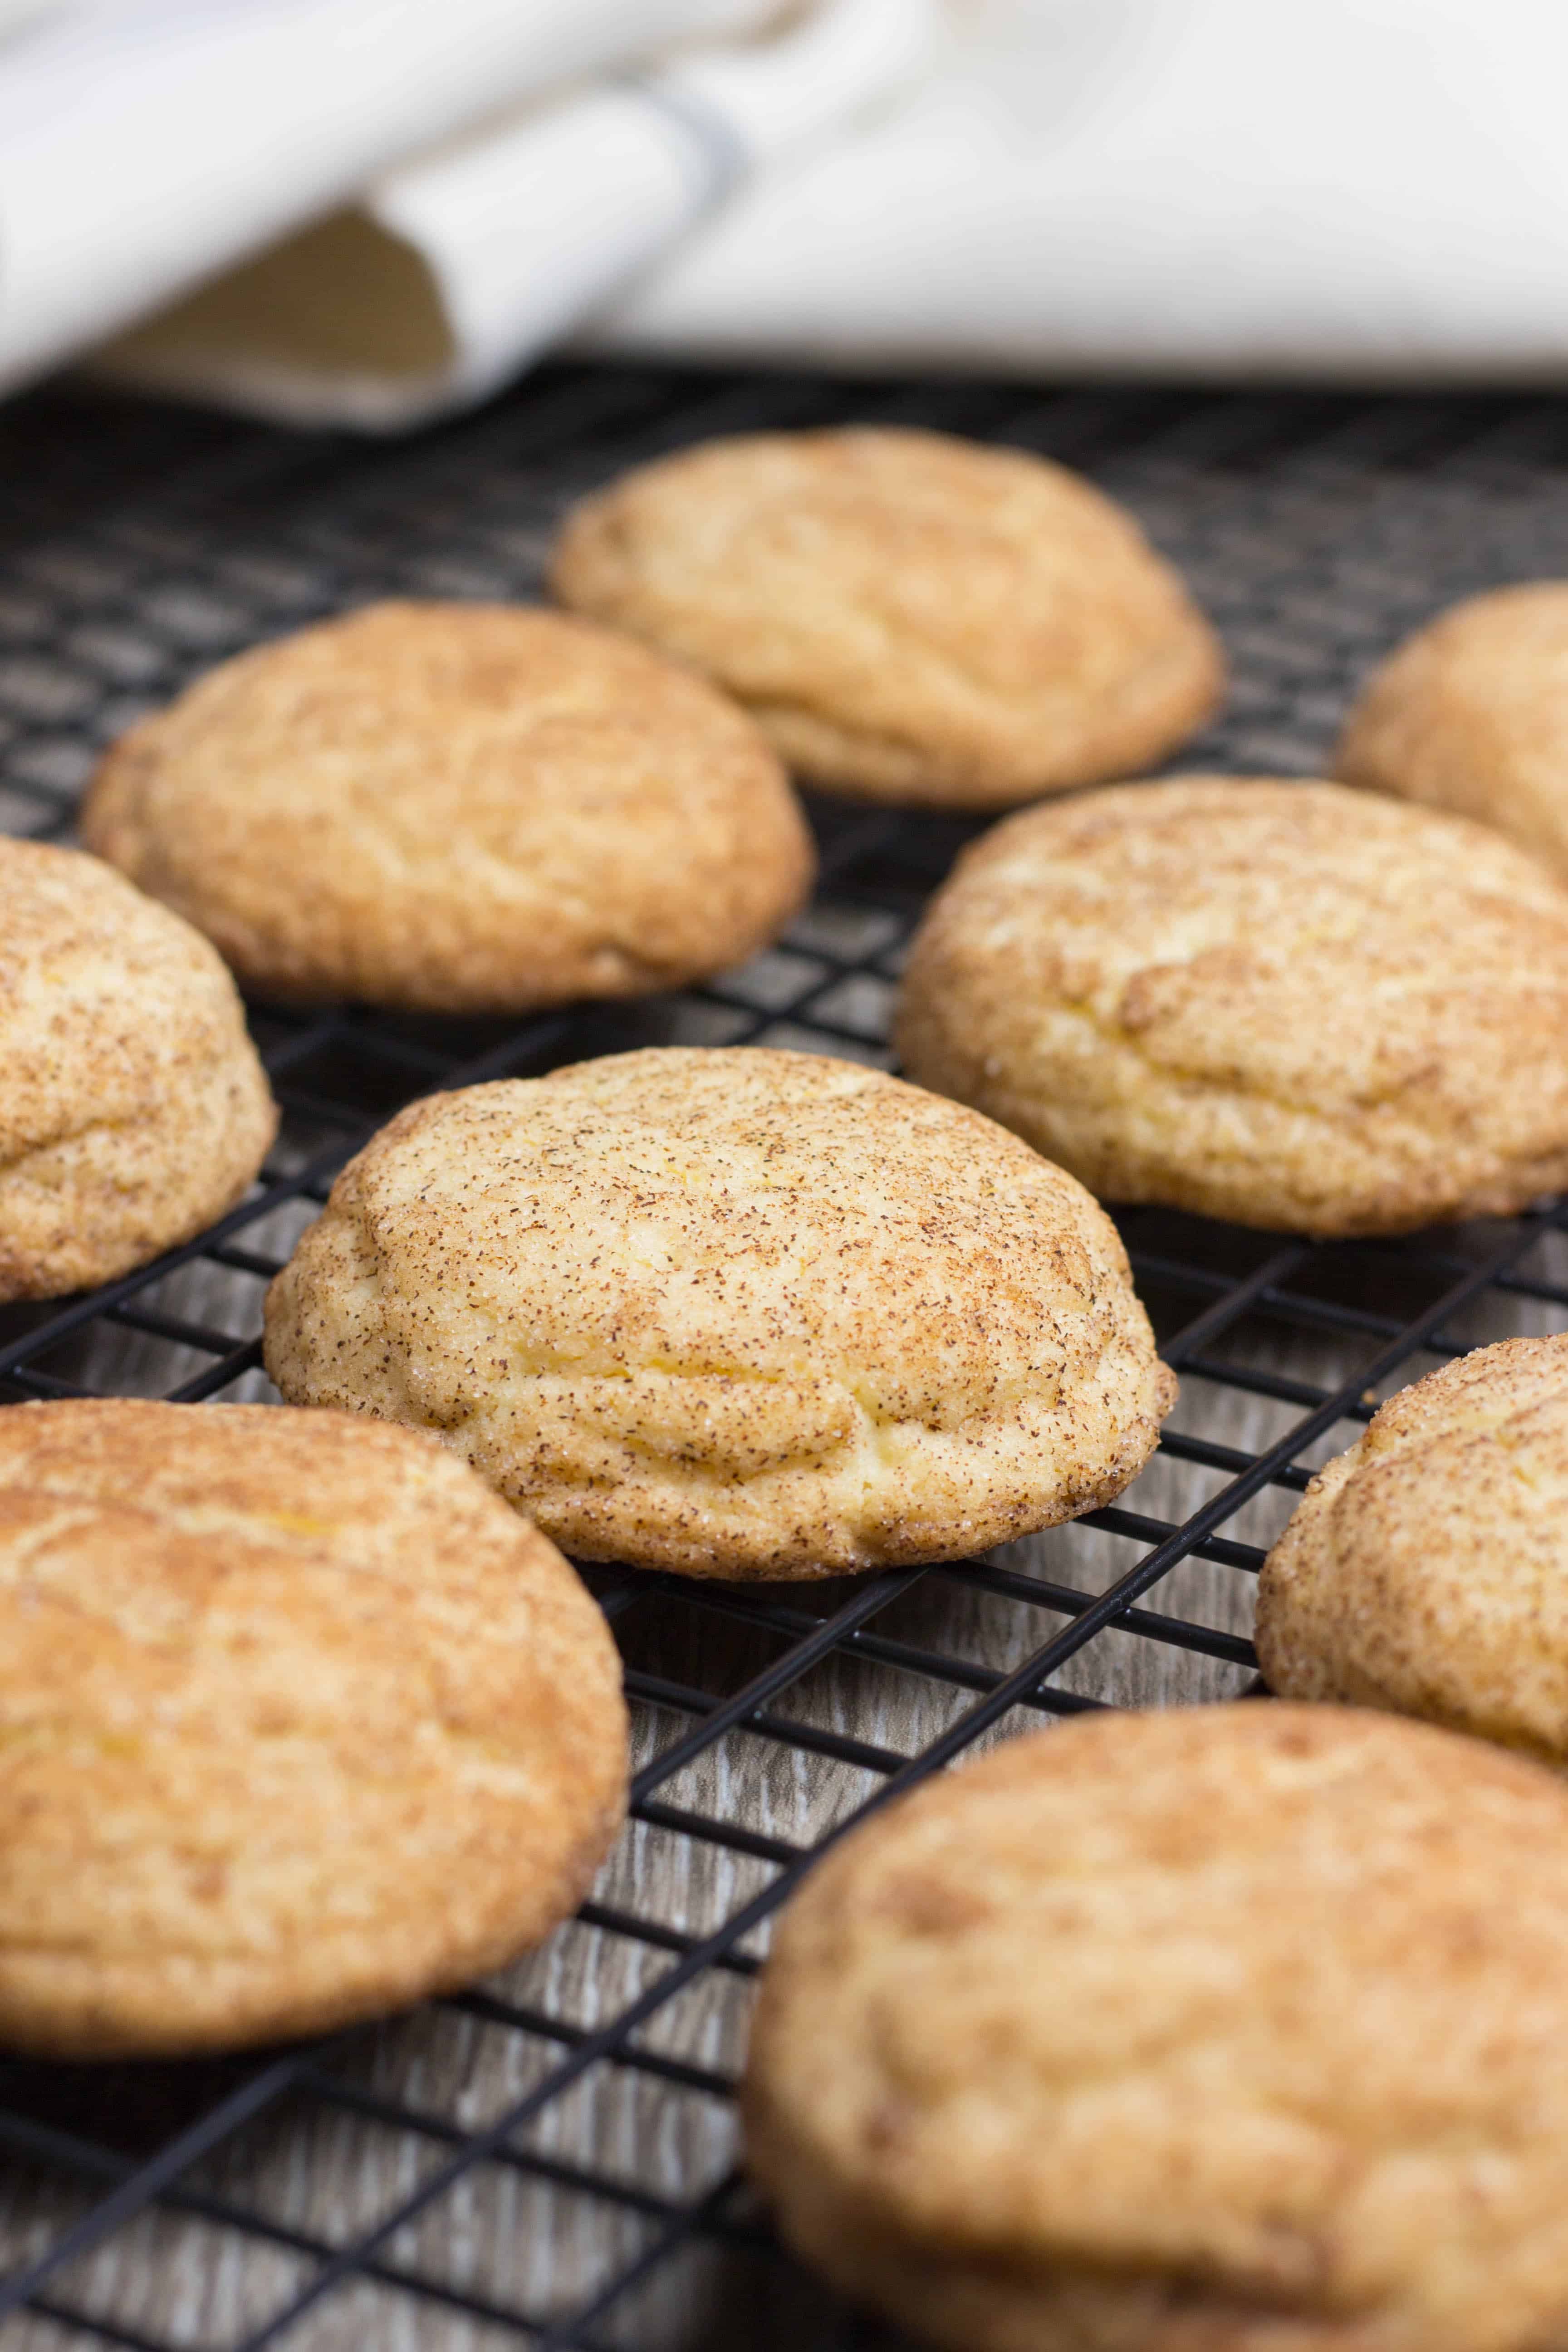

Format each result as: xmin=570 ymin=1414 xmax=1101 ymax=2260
xmin=896 ymin=774 xmax=1568 ymax=1236
xmin=81 ymin=600 xmax=815 ymax=1012
xmin=745 ymin=1703 xmax=1568 ymax=2352
xmin=0 ymin=835 xmax=276 ymax=1301
xmin=1257 ymin=1333 xmax=1568 ymax=1760
xmin=263 ymin=1046 xmax=1175 ymax=1580
xmin=1337 ymin=583 xmax=1568 ymax=880
xmin=548 ymin=427 xmax=1223 ymax=809
xmin=0 ymin=1398 xmax=626 ymax=2058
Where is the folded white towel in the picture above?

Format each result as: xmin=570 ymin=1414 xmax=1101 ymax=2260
xmin=0 ymin=0 xmax=781 ymax=401
xmin=0 ymin=0 xmax=57 ymax=41
xmin=587 ymin=0 xmax=1568 ymax=385
xmin=16 ymin=0 xmax=1568 ymax=433
xmin=94 ymin=0 xmax=938 ymax=430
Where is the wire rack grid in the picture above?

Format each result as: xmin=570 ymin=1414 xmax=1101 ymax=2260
xmin=3 ymin=366 xmax=1568 ymax=2352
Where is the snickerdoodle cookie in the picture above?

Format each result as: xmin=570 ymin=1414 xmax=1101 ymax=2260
xmin=263 ymin=1047 xmax=1174 ymax=1579
xmin=1337 ymin=583 xmax=1568 ymax=881
xmin=1258 ymin=1333 xmax=1568 ymax=1760
xmin=0 ymin=836 xmax=275 ymax=1300
xmin=745 ymin=1704 xmax=1568 ymax=2352
xmin=896 ymin=775 xmax=1568 ymax=1236
xmin=548 ymin=427 xmax=1223 ymax=809
xmin=81 ymin=601 xmax=814 ymax=1012
xmin=0 ymin=1399 xmax=626 ymax=2058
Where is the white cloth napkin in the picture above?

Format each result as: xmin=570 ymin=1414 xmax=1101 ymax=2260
xmin=0 ymin=0 xmax=57 ymax=40
xmin=94 ymin=0 xmax=938 ymax=430
xmin=15 ymin=0 xmax=1568 ymax=432
xmin=0 ymin=0 xmax=783 ymax=401
xmin=586 ymin=0 xmax=1568 ymax=385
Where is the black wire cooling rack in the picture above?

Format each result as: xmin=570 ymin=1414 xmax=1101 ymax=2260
xmin=5 ymin=365 xmax=1568 ymax=2352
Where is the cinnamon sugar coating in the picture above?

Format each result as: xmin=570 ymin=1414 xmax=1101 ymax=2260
xmin=1337 ymin=582 xmax=1568 ymax=881
xmin=1258 ymin=1333 xmax=1568 ymax=1761
xmin=897 ymin=775 xmax=1568 ymax=1235
xmin=0 ymin=836 xmax=275 ymax=1299
xmin=747 ymin=1704 xmax=1568 ymax=2352
xmin=83 ymin=601 xmax=814 ymax=1012
xmin=264 ymin=1047 xmax=1174 ymax=1578
xmin=0 ymin=1401 xmax=626 ymax=2056
xmin=549 ymin=427 xmax=1222 ymax=809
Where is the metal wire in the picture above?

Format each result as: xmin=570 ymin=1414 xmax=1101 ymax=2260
xmin=3 ymin=363 xmax=1568 ymax=2350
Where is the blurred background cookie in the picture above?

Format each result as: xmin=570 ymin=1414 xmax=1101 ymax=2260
xmin=82 ymin=601 xmax=815 ymax=1013
xmin=0 ymin=837 xmax=275 ymax=1300
xmin=1337 ymin=583 xmax=1568 ymax=881
xmin=1258 ymin=1334 xmax=1568 ymax=1760
xmin=549 ymin=426 xmax=1223 ymax=810
xmin=264 ymin=1046 xmax=1175 ymax=1579
xmin=896 ymin=774 xmax=1568 ymax=1235
xmin=745 ymin=1704 xmax=1568 ymax=2352
xmin=0 ymin=1400 xmax=626 ymax=2057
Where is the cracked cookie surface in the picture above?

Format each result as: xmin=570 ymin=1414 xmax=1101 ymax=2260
xmin=549 ymin=426 xmax=1222 ymax=810
xmin=1336 ymin=582 xmax=1568 ymax=883
xmin=0 ymin=835 xmax=275 ymax=1299
xmin=0 ymin=1399 xmax=627 ymax=2057
xmin=896 ymin=774 xmax=1568 ymax=1235
xmin=82 ymin=600 xmax=814 ymax=1012
xmin=263 ymin=1046 xmax=1174 ymax=1578
xmin=745 ymin=1704 xmax=1568 ymax=2352
xmin=1258 ymin=1333 xmax=1568 ymax=1759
